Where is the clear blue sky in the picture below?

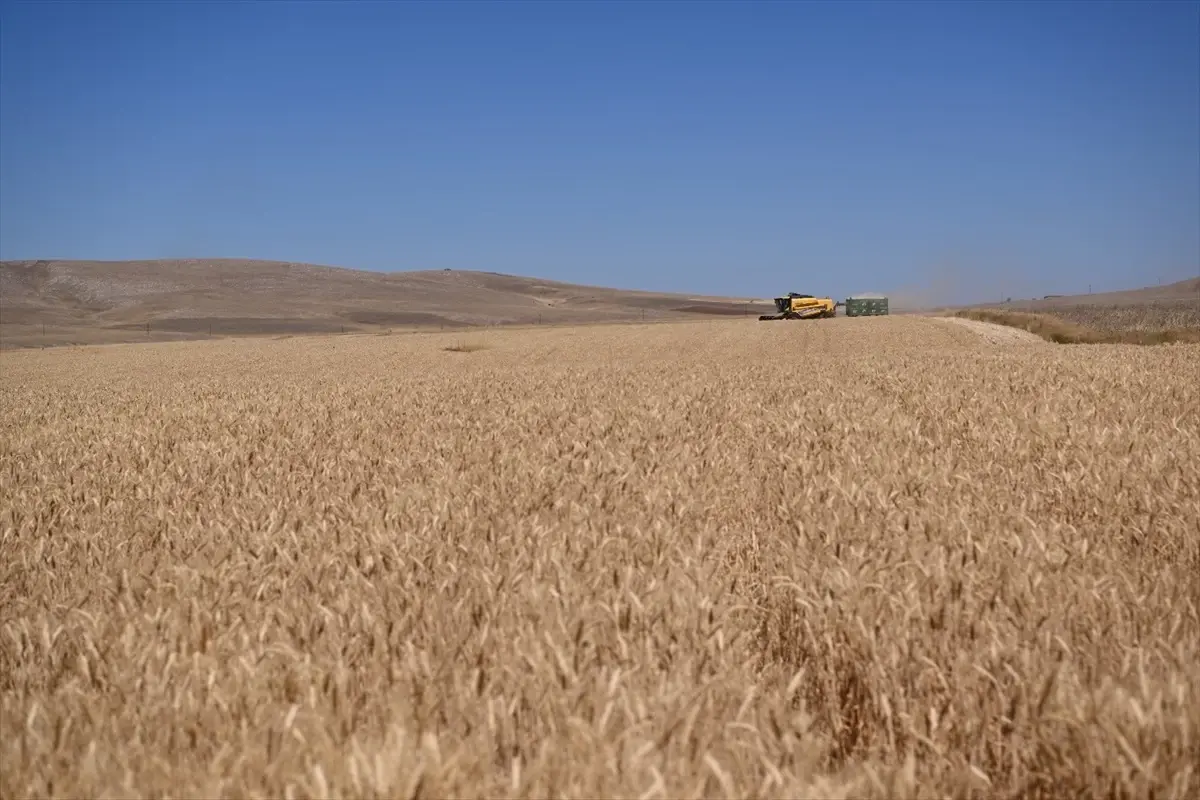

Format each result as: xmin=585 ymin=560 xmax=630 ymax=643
xmin=2 ymin=0 xmax=1197 ymax=302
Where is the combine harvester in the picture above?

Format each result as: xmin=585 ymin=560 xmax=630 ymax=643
xmin=758 ymin=292 xmax=889 ymax=321
xmin=758 ymin=293 xmax=838 ymax=320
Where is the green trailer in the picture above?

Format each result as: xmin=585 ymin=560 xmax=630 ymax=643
xmin=844 ymin=295 xmax=889 ymax=317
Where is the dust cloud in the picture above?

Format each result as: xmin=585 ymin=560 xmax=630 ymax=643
xmin=874 ymin=253 xmax=1043 ymax=311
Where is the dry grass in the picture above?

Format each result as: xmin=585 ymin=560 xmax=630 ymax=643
xmin=2 ymin=316 xmax=1198 ymax=799
xmin=952 ymin=308 xmax=1200 ymax=345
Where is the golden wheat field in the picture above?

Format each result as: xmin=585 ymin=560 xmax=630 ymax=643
xmin=1051 ymin=300 xmax=1200 ymax=333
xmin=2 ymin=316 xmax=1199 ymax=800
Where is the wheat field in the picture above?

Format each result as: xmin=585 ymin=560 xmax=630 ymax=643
xmin=2 ymin=316 xmax=1198 ymax=800
xmin=1045 ymin=300 xmax=1200 ymax=333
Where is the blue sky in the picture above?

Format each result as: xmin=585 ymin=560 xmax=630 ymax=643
xmin=1 ymin=0 xmax=1197 ymax=302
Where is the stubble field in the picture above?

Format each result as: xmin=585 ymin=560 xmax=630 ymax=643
xmin=2 ymin=316 xmax=1198 ymax=799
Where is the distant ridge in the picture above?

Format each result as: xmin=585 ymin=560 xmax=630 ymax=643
xmin=3 ymin=258 xmax=1193 ymax=349
xmin=958 ymin=276 xmax=1199 ymax=309
xmin=0 ymin=258 xmax=773 ymax=349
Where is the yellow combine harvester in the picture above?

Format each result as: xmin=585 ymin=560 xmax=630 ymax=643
xmin=758 ymin=292 xmax=838 ymax=320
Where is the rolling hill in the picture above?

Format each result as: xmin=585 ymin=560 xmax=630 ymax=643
xmin=0 ymin=259 xmax=775 ymax=349
xmin=963 ymin=276 xmax=1200 ymax=333
xmin=990 ymin=276 xmax=1200 ymax=309
xmin=3 ymin=258 xmax=1195 ymax=349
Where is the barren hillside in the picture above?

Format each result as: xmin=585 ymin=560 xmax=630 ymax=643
xmin=0 ymin=259 xmax=774 ymax=349
xmin=964 ymin=276 xmax=1200 ymax=332
xmin=1025 ymin=276 xmax=1199 ymax=307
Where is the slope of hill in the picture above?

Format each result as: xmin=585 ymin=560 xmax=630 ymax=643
xmin=959 ymin=276 xmax=1200 ymax=333
xmin=0 ymin=259 xmax=775 ymax=349
xmin=1018 ymin=276 xmax=1199 ymax=308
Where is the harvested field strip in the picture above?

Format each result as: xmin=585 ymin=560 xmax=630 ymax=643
xmin=934 ymin=316 xmax=1045 ymax=345
xmin=2 ymin=317 xmax=1198 ymax=799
